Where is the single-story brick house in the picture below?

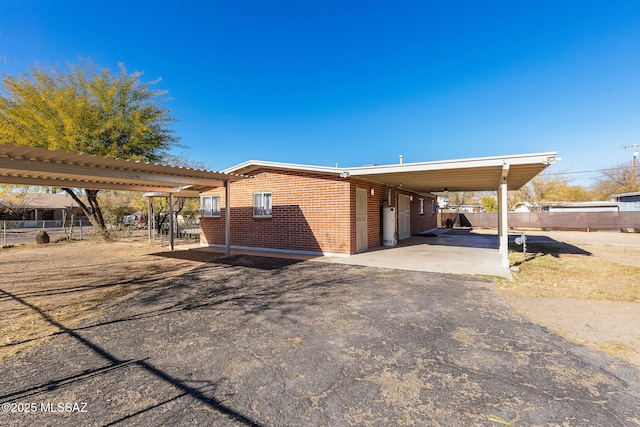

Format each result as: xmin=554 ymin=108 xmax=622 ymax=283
xmin=199 ymin=160 xmax=438 ymax=256
xmin=198 ymin=152 xmax=558 ymax=259
xmin=0 ymin=143 xmax=558 ymax=265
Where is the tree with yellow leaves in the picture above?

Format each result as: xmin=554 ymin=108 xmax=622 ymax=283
xmin=0 ymin=59 xmax=179 ymax=236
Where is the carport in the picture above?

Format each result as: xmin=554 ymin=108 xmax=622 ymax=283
xmin=346 ymin=152 xmax=559 ymax=268
xmin=0 ymin=143 xmax=246 ymax=254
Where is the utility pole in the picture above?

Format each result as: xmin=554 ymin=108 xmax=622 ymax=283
xmin=623 ymin=144 xmax=639 ymax=186
xmin=624 ymin=144 xmax=638 ymax=168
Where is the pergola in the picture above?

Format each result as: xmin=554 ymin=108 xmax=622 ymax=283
xmin=0 ymin=143 xmax=246 ymax=254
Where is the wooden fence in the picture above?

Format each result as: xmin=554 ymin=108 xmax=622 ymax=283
xmin=440 ymin=211 xmax=640 ymax=232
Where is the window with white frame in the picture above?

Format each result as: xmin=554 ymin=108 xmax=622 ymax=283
xmin=432 ymin=199 xmax=437 ymax=214
xmin=253 ymin=192 xmax=272 ymax=217
xmin=200 ymin=195 xmax=220 ymax=217
xmin=419 ymin=198 xmax=425 ymax=215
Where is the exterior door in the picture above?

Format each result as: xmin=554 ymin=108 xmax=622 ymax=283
xmin=356 ymin=188 xmax=368 ymax=253
xmin=398 ymin=195 xmax=411 ymax=240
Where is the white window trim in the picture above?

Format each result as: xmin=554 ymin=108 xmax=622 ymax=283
xmin=200 ymin=195 xmax=221 ymax=217
xmin=419 ymin=198 xmax=425 ymax=215
xmin=253 ymin=192 xmax=272 ymax=218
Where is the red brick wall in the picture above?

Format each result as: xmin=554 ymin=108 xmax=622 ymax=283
xmin=403 ymin=190 xmax=438 ymax=235
xmin=200 ymin=168 xmax=438 ymax=255
xmin=349 ymin=180 xmax=388 ymax=252
xmin=351 ymin=185 xmax=437 ymax=246
xmin=200 ymin=168 xmax=352 ymax=255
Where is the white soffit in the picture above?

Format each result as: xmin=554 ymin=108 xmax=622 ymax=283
xmin=347 ymin=152 xmax=558 ymax=192
xmin=0 ymin=143 xmax=246 ymax=194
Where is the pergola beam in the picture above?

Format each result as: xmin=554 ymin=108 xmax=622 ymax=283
xmin=0 ymin=143 xmax=247 ymax=253
xmin=0 ymin=174 xmax=200 ymax=194
xmin=0 ymin=157 xmax=227 ymax=188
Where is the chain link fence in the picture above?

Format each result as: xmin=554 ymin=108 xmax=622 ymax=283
xmin=158 ymin=224 xmax=201 ymax=247
xmin=2 ymin=219 xmax=94 ymax=247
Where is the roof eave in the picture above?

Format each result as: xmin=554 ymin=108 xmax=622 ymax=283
xmin=223 ymin=160 xmax=344 ymax=175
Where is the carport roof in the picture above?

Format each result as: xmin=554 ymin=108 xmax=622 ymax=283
xmin=225 ymin=152 xmax=558 ymax=192
xmin=0 ymin=143 xmax=246 ymax=196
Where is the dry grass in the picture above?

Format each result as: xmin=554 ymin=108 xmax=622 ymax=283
xmin=497 ymin=238 xmax=640 ymax=366
xmin=0 ymin=238 xmax=219 ymax=364
xmin=499 ymin=244 xmax=640 ymax=302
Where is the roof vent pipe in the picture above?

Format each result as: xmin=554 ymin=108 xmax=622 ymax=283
xmin=399 ymin=154 xmax=404 ymax=164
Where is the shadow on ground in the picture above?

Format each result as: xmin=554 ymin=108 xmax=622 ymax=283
xmin=416 ymin=228 xmax=593 ymax=256
xmin=1 ymin=255 xmax=638 ymax=426
xmin=152 ymin=250 xmax=304 ymax=270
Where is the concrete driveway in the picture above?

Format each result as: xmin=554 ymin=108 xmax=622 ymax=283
xmin=1 ymin=255 xmax=638 ymax=426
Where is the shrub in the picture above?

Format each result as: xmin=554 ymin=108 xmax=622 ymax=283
xmin=35 ymin=230 xmax=50 ymax=244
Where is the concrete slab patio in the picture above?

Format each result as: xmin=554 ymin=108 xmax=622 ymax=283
xmin=195 ymin=228 xmax=512 ymax=278
xmin=1 ymin=254 xmax=638 ymax=426
xmin=317 ymin=228 xmax=511 ymax=278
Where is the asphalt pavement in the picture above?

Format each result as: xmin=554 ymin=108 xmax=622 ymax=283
xmin=0 ymin=255 xmax=638 ymax=426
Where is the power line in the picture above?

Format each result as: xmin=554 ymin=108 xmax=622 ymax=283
xmin=540 ymin=165 xmax=631 ymax=177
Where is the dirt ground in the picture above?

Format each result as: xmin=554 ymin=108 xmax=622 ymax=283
xmin=1 ymin=236 xmax=639 ymax=426
xmin=1 ymin=231 xmax=639 ymax=370
xmin=496 ymin=230 xmax=640 ymax=367
xmin=0 ymin=238 xmax=219 ymax=364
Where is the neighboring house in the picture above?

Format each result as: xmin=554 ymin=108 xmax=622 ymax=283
xmin=611 ymin=192 xmax=640 ymax=212
xmin=511 ymin=202 xmax=534 ymax=212
xmin=199 ymin=161 xmax=438 ymax=256
xmin=542 ymin=201 xmax=620 ymax=213
xmin=0 ymin=193 xmax=88 ymax=225
xmin=454 ymin=204 xmax=483 ymax=213
xmin=433 ymin=197 xmax=481 ymax=213
xmin=435 ymin=194 xmax=449 ymax=209
xmin=511 ymin=201 xmax=621 ymax=213
xmin=611 ymin=192 xmax=640 ymax=232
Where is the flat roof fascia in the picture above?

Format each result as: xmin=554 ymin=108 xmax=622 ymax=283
xmin=222 ymin=152 xmax=558 ymax=177
xmin=346 ymin=152 xmax=558 ymax=176
xmin=611 ymin=191 xmax=640 ymax=198
xmin=223 ymin=160 xmax=345 ymax=176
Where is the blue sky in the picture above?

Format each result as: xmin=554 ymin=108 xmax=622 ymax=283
xmin=2 ymin=1 xmax=640 ymax=186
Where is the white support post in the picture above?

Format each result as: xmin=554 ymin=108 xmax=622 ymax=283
xmin=225 ymin=180 xmax=231 ymax=258
xmin=151 ymin=199 xmax=156 ymax=243
xmin=497 ymin=186 xmax=502 ymax=247
xmin=148 ymin=197 xmax=152 ymax=242
xmin=498 ymin=178 xmax=509 ymax=269
xmin=169 ymin=193 xmax=175 ymax=251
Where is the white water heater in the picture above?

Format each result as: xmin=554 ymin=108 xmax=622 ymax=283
xmin=382 ymin=207 xmax=397 ymax=246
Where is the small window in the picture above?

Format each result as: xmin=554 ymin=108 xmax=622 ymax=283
xmin=431 ymin=199 xmax=437 ymax=214
xmin=419 ymin=198 xmax=425 ymax=215
xmin=200 ymin=195 xmax=220 ymax=217
xmin=253 ymin=192 xmax=272 ymax=217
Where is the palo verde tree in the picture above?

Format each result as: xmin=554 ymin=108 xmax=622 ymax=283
xmin=0 ymin=59 xmax=179 ymax=236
